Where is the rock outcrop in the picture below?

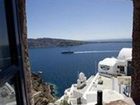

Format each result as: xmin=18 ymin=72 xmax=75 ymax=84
xmin=31 ymin=73 xmax=55 ymax=105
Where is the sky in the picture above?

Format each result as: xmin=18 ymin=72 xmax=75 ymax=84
xmin=26 ymin=0 xmax=133 ymax=41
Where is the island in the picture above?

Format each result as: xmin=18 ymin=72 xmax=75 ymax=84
xmin=28 ymin=38 xmax=132 ymax=49
xmin=28 ymin=38 xmax=87 ymax=48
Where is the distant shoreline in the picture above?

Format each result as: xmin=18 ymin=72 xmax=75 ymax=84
xmin=28 ymin=37 xmax=132 ymax=48
xmin=28 ymin=38 xmax=87 ymax=48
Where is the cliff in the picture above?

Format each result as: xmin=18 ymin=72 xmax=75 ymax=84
xmin=31 ymin=73 xmax=55 ymax=105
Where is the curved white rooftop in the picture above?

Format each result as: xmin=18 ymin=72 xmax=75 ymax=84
xmin=117 ymin=48 xmax=132 ymax=61
xmin=79 ymin=72 xmax=87 ymax=81
xmin=99 ymin=57 xmax=117 ymax=66
xmin=79 ymin=72 xmax=85 ymax=79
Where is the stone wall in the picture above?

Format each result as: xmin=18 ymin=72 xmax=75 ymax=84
xmin=18 ymin=0 xmax=33 ymax=105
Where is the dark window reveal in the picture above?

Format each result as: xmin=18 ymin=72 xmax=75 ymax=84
xmin=100 ymin=65 xmax=110 ymax=71
xmin=117 ymin=66 xmax=125 ymax=74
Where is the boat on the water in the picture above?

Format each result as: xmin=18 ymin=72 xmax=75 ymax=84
xmin=54 ymin=48 xmax=135 ymax=105
xmin=61 ymin=51 xmax=74 ymax=54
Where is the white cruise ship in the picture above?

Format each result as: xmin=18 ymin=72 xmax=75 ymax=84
xmin=54 ymin=48 xmax=135 ymax=105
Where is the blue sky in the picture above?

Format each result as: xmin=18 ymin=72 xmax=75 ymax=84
xmin=26 ymin=0 xmax=133 ymax=40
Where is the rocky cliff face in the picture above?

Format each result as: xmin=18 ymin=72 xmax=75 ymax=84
xmin=32 ymin=73 xmax=55 ymax=105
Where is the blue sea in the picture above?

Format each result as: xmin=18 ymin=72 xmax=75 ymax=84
xmin=29 ymin=42 xmax=131 ymax=97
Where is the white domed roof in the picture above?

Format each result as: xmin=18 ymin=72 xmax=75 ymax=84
xmin=117 ymin=48 xmax=132 ymax=61
xmin=78 ymin=72 xmax=87 ymax=81
xmin=79 ymin=72 xmax=85 ymax=78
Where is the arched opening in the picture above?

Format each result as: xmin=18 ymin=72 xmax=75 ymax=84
xmin=26 ymin=0 xmax=134 ymax=104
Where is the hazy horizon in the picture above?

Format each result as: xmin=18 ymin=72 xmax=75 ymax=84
xmin=28 ymin=37 xmax=132 ymax=41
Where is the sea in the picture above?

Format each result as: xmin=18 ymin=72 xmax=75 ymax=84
xmin=29 ymin=42 xmax=132 ymax=97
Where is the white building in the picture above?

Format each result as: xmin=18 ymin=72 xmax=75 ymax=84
xmin=56 ymin=48 xmax=134 ymax=105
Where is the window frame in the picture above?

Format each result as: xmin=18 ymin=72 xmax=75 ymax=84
xmin=0 ymin=0 xmax=29 ymax=105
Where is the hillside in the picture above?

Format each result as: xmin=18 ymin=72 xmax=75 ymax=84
xmin=28 ymin=38 xmax=132 ymax=48
xmin=28 ymin=38 xmax=86 ymax=48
